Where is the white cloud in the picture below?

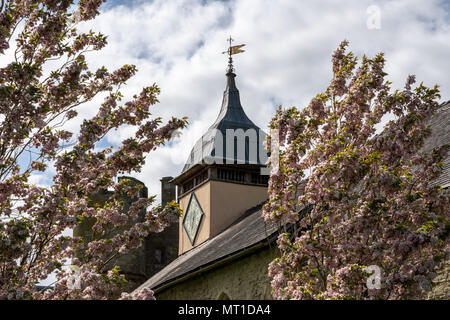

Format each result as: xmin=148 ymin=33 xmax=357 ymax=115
xmin=7 ymin=0 xmax=450 ymax=202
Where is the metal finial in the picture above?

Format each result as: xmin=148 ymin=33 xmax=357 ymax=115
xmin=227 ymin=36 xmax=234 ymax=49
xmin=222 ymin=36 xmax=245 ymax=74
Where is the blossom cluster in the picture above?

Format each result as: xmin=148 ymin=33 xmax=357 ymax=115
xmin=0 ymin=1 xmax=186 ymax=300
xmin=263 ymin=41 xmax=449 ymax=299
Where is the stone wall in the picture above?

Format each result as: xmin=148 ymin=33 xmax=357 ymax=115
xmin=155 ymin=245 xmax=449 ymax=300
xmin=428 ymin=259 xmax=450 ymax=299
xmin=74 ymin=176 xmax=179 ymax=292
xmin=156 ymin=246 xmax=278 ymax=300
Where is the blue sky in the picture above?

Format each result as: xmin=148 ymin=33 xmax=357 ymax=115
xmin=5 ymin=0 xmax=450 ymax=203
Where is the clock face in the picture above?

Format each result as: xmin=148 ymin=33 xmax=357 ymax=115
xmin=182 ymin=193 xmax=204 ymax=245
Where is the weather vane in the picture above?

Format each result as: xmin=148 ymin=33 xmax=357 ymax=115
xmin=222 ymin=36 xmax=245 ymax=73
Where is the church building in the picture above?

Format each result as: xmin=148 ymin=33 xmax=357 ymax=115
xmin=130 ymin=47 xmax=450 ymax=300
xmin=132 ymin=45 xmax=283 ymax=299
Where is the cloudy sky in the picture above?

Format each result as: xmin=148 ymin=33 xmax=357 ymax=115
xmin=14 ymin=0 xmax=450 ymax=202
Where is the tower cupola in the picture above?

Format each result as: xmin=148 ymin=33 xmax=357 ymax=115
xmin=174 ymin=39 xmax=269 ymax=255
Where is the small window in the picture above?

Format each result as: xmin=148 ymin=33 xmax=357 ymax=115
xmin=251 ymin=172 xmax=269 ymax=185
xmin=154 ymin=248 xmax=163 ymax=263
xmin=217 ymin=292 xmax=231 ymax=300
xmin=183 ymin=180 xmax=194 ymax=193
xmin=217 ymin=168 xmax=245 ymax=183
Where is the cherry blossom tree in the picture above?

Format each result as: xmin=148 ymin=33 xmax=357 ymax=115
xmin=0 ymin=0 xmax=186 ymax=300
xmin=263 ymin=41 xmax=449 ymax=299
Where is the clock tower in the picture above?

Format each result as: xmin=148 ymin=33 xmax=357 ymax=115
xmin=173 ymin=42 xmax=269 ymax=255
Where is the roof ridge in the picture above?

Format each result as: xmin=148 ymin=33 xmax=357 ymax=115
xmin=441 ymin=100 xmax=450 ymax=110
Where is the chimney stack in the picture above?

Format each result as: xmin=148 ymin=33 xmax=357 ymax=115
xmin=160 ymin=176 xmax=175 ymax=205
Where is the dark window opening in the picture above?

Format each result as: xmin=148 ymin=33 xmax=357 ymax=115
xmin=182 ymin=170 xmax=209 ymax=194
xmin=251 ymin=173 xmax=269 ymax=185
xmin=183 ymin=180 xmax=194 ymax=193
xmin=218 ymin=292 xmax=231 ymax=300
xmin=154 ymin=248 xmax=164 ymax=264
xmin=195 ymin=171 xmax=208 ymax=185
xmin=217 ymin=168 xmax=246 ymax=183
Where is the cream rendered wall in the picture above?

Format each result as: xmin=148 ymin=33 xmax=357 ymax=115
xmin=209 ymin=180 xmax=268 ymax=237
xmin=178 ymin=182 xmax=211 ymax=255
xmin=178 ymin=180 xmax=268 ymax=255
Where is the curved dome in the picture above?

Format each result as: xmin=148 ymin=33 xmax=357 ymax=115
xmin=181 ymin=71 xmax=268 ymax=175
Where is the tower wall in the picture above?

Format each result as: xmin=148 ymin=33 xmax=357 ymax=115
xmin=178 ymin=179 xmax=268 ymax=255
xmin=178 ymin=181 xmax=211 ymax=255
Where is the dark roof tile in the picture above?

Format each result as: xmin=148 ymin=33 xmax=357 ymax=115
xmin=137 ymin=100 xmax=450 ymax=292
xmin=136 ymin=205 xmax=277 ymax=291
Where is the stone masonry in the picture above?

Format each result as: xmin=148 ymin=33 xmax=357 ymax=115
xmin=156 ymin=246 xmax=278 ymax=300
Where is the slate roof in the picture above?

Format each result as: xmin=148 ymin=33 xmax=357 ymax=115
xmin=136 ymin=203 xmax=279 ymax=292
xmin=178 ymin=71 xmax=268 ymax=180
xmin=136 ymin=100 xmax=450 ymax=293
xmin=424 ymin=101 xmax=450 ymax=188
